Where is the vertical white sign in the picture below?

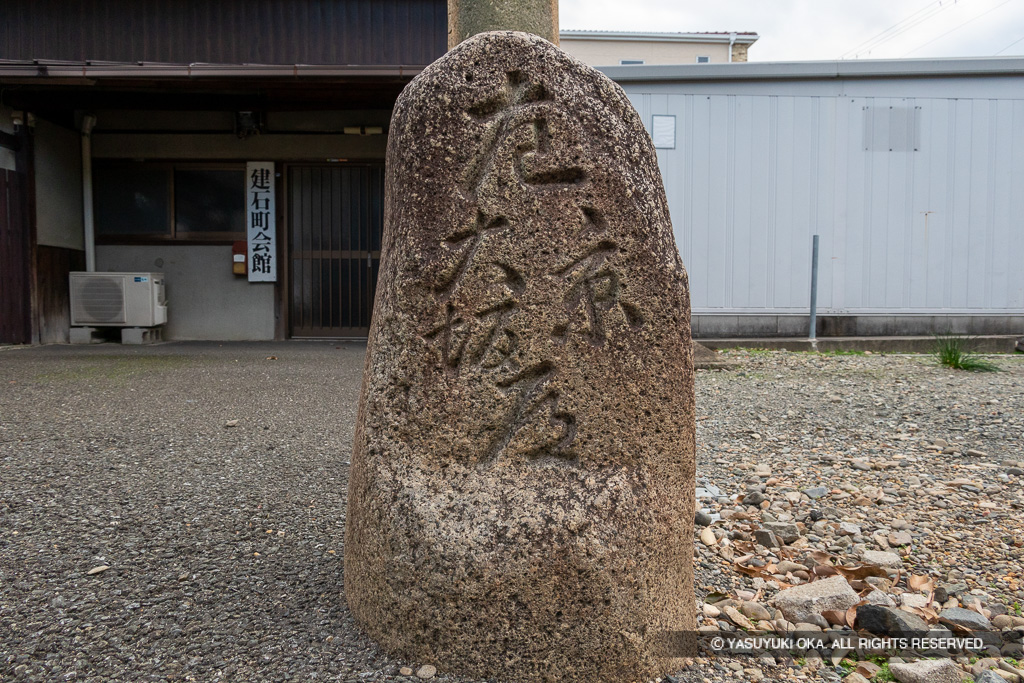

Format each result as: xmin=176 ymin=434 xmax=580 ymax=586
xmin=246 ymin=161 xmax=276 ymax=282
xmin=652 ymin=115 xmax=676 ymax=149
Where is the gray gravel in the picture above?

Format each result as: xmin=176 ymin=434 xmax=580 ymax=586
xmin=1 ymin=342 xmax=403 ymax=683
xmin=2 ymin=343 xmax=1021 ymax=682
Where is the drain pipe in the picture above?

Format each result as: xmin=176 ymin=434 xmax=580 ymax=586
xmin=729 ymin=32 xmax=737 ymax=63
xmin=81 ymin=114 xmax=97 ymax=272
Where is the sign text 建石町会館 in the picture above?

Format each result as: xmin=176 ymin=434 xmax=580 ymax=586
xmin=246 ymin=161 xmax=276 ymax=282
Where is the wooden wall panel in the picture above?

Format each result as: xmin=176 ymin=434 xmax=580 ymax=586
xmin=0 ymin=170 xmax=31 ymax=344
xmin=0 ymin=0 xmax=446 ymax=66
xmin=35 ymin=246 xmax=85 ymax=344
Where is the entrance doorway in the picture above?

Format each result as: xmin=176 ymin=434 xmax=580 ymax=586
xmin=288 ymin=164 xmax=384 ymax=338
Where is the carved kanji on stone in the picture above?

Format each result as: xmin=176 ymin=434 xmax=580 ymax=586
xmin=346 ymin=32 xmax=696 ymax=683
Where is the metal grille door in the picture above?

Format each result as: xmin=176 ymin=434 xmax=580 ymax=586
xmin=289 ymin=165 xmax=384 ymax=338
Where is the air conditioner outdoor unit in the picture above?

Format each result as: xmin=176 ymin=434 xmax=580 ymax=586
xmin=70 ymin=272 xmax=167 ymax=327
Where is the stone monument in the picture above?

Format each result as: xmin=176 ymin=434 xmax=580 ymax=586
xmin=345 ymin=30 xmax=696 ymax=682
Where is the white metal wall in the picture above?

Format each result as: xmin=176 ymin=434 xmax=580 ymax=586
xmin=626 ymin=82 xmax=1024 ymax=315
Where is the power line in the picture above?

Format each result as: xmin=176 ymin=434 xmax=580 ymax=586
xmin=995 ymin=33 xmax=1024 ymax=53
xmin=840 ymin=1 xmax=946 ymax=58
xmin=903 ymin=0 xmax=1017 ymax=56
xmin=839 ymin=0 xmax=963 ymax=59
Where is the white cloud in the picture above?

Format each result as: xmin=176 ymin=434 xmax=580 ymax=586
xmin=559 ymin=0 xmax=1024 ymax=61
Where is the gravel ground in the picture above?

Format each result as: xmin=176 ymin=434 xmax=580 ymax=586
xmin=689 ymin=348 xmax=1024 ymax=683
xmin=1 ymin=342 xmax=1022 ymax=683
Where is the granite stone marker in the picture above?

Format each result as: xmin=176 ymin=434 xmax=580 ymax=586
xmin=345 ymin=31 xmax=695 ymax=682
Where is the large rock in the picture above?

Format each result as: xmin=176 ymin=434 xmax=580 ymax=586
xmin=888 ymin=658 xmax=964 ymax=683
xmin=763 ymin=521 xmax=800 ymax=544
xmin=939 ymin=607 xmax=993 ymax=631
xmin=770 ymin=576 xmax=860 ymax=623
xmin=855 ymin=605 xmax=930 ymax=637
xmin=861 ymin=550 xmax=904 ymax=568
xmin=345 ymin=31 xmax=696 ymax=683
xmin=692 ymin=342 xmax=734 ymax=370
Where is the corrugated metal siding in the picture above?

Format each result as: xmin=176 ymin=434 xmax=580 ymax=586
xmin=0 ymin=0 xmax=446 ymax=66
xmin=628 ymin=89 xmax=1024 ymax=315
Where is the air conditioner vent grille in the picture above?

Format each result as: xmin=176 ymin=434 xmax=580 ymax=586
xmin=74 ymin=277 xmax=126 ymax=324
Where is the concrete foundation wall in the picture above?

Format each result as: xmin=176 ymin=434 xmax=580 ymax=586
xmin=95 ymin=245 xmax=275 ymax=340
xmin=692 ymin=314 xmax=1024 ymax=339
xmin=34 ymin=119 xmax=84 ymax=250
xmin=0 ymin=106 xmax=14 ymax=171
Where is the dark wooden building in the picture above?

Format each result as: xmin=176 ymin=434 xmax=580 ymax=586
xmin=0 ymin=0 xmax=447 ymax=343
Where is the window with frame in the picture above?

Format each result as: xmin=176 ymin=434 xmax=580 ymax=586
xmin=94 ymin=162 xmax=247 ymax=242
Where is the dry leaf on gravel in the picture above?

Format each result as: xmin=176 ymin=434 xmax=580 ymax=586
xmin=908 ymin=575 xmax=934 ymax=592
xmin=822 ymin=610 xmax=848 ymax=626
xmin=833 ymin=565 xmax=889 ymax=581
xmin=846 ymin=605 xmax=860 ymax=628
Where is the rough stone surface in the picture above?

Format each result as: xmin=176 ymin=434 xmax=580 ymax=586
xmin=753 ymin=529 xmax=780 ymax=549
xmin=770 ymin=576 xmax=859 ymax=623
xmin=975 ymin=671 xmax=1009 ymax=683
xmin=865 ymin=589 xmax=897 ymax=607
xmin=345 ymin=31 xmax=696 ymax=683
xmin=762 ymin=521 xmax=800 ymax=544
xmin=889 ymin=658 xmax=964 ymax=683
xmin=935 ymin=582 xmax=970 ymax=602
xmin=692 ymin=342 xmax=734 ymax=370
xmin=900 ymin=593 xmax=929 ymax=609
xmin=743 ymin=491 xmax=768 ymax=506
xmin=888 ymin=531 xmax=914 ymax=546
xmin=862 ymin=550 xmax=904 ymax=567
xmin=940 ymin=607 xmax=993 ymax=631
xmin=855 ymin=605 xmax=930 ymax=637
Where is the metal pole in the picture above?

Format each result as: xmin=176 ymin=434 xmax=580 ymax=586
xmin=81 ymin=114 xmax=97 ymax=272
xmin=809 ymin=234 xmax=819 ymax=341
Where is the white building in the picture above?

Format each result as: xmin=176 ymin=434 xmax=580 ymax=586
xmin=601 ymin=57 xmax=1024 ymax=338
xmin=560 ymin=30 xmax=758 ymax=66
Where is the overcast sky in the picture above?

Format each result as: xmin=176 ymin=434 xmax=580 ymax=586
xmin=559 ymin=0 xmax=1024 ymax=62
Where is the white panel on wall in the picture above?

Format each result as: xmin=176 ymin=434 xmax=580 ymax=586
xmin=652 ymin=115 xmax=676 ymax=148
xmin=990 ymin=100 xmax=1014 ymax=309
xmin=689 ymin=95 xmax=711 ymax=310
xmin=1009 ymin=102 xmax=1024 ymax=309
xmin=949 ymin=98 xmax=973 ymax=310
xmin=706 ymin=96 xmax=729 ymax=310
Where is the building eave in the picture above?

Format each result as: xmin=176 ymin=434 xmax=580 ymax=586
xmin=599 ymin=56 xmax=1024 ymax=81
xmin=0 ymin=60 xmax=425 ymax=80
xmin=559 ymin=30 xmax=759 ymax=45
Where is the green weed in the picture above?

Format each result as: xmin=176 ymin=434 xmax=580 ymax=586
xmin=933 ymin=334 xmax=1000 ymax=372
